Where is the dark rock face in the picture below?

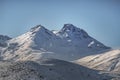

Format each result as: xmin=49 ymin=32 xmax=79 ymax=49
xmin=0 ymin=35 xmax=11 ymax=47
xmin=0 ymin=35 xmax=11 ymax=41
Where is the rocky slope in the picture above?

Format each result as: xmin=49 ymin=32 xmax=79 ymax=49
xmin=75 ymin=49 xmax=120 ymax=71
xmin=75 ymin=49 xmax=120 ymax=79
xmin=0 ymin=59 xmax=111 ymax=80
xmin=0 ymin=35 xmax=11 ymax=60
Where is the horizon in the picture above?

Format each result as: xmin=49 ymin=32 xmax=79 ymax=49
xmin=0 ymin=0 xmax=120 ymax=48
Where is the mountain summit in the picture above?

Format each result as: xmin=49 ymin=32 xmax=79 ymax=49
xmin=61 ymin=24 xmax=79 ymax=32
xmin=0 ymin=24 xmax=110 ymax=61
xmin=61 ymin=24 xmax=86 ymax=34
xmin=30 ymin=25 xmax=51 ymax=34
xmin=59 ymin=24 xmax=89 ymax=40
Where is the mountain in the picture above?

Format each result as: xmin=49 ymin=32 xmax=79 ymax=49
xmin=0 ymin=59 xmax=111 ymax=80
xmin=0 ymin=24 xmax=110 ymax=61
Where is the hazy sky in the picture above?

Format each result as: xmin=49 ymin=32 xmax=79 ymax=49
xmin=0 ymin=0 xmax=120 ymax=48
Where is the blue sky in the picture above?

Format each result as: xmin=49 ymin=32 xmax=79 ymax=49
xmin=0 ymin=0 xmax=120 ymax=48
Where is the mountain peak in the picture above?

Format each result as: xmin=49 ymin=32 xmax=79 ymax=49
xmin=30 ymin=25 xmax=46 ymax=32
xmin=29 ymin=24 xmax=54 ymax=36
xmin=29 ymin=24 xmax=54 ymax=40
xmin=59 ymin=24 xmax=89 ymax=39
xmin=61 ymin=24 xmax=78 ymax=32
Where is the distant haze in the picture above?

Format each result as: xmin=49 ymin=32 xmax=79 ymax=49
xmin=0 ymin=0 xmax=120 ymax=48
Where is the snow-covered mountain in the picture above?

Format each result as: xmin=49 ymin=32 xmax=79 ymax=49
xmin=1 ymin=24 xmax=110 ymax=61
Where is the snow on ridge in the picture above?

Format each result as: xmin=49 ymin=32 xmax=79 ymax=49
xmin=75 ymin=49 xmax=120 ymax=72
